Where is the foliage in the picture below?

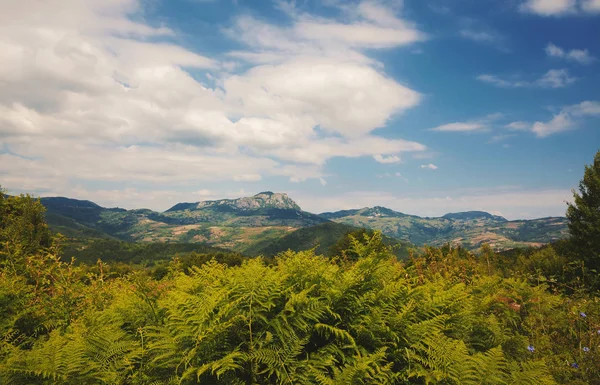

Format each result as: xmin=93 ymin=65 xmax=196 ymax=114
xmin=61 ymin=238 xmax=243 ymax=265
xmin=567 ymin=149 xmax=600 ymax=271
xmin=1 ymin=188 xmax=600 ymax=384
xmin=1 ymin=190 xmax=52 ymax=272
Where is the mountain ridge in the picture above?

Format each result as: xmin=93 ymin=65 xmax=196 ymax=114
xmin=165 ymin=191 xmax=301 ymax=212
xmin=40 ymin=193 xmax=557 ymax=222
xmin=36 ymin=192 xmax=568 ymax=252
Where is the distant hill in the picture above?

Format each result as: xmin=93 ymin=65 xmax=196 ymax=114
xmin=39 ymin=192 xmax=569 ymax=253
xmin=320 ymin=207 xmax=568 ymax=249
xmin=441 ymin=211 xmax=507 ymax=221
xmin=243 ymin=222 xmax=412 ymax=259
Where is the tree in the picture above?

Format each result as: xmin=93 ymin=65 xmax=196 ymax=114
xmin=566 ymin=150 xmax=600 ymax=270
xmin=0 ymin=187 xmax=53 ymax=271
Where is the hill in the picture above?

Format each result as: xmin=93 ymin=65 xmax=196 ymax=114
xmin=320 ymin=207 xmax=568 ymax=249
xmin=240 ymin=222 xmax=411 ymax=259
xmin=40 ymin=193 xmax=325 ymax=252
xmin=39 ymin=193 xmax=568 ymax=253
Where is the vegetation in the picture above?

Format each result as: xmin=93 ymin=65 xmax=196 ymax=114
xmin=567 ymin=150 xmax=600 ymax=271
xmin=0 ymin=150 xmax=599 ymax=384
xmin=322 ymin=207 xmax=568 ymax=250
xmin=242 ymin=222 xmax=411 ymax=259
xmin=61 ymin=238 xmax=244 ymax=266
xmin=39 ymin=192 xmax=568 ymax=254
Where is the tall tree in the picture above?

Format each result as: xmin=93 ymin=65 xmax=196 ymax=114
xmin=566 ymin=150 xmax=600 ymax=270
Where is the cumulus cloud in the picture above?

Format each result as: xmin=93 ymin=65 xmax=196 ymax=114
xmin=477 ymin=69 xmax=576 ymax=88
xmin=545 ymin=42 xmax=596 ymax=64
xmin=420 ymin=164 xmax=438 ymax=170
xmin=0 ymin=0 xmax=427 ymax=204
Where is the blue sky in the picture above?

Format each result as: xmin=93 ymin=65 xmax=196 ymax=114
xmin=1 ymin=0 xmax=599 ymax=219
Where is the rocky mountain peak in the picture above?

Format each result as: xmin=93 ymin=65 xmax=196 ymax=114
xmin=170 ymin=192 xmax=302 ymax=212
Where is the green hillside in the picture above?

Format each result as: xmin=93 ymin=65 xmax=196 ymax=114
xmin=243 ymin=222 xmax=413 ymax=259
xmin=40 ymin=193 xmax=326 ymax=251
xmin=321 ymin=207 xmax=568 ymax=249
xmin=39 ymin=192 xmax=568 ymax=254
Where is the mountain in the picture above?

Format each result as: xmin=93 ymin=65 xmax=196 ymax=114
xmin=41 ymin=193 xmax=326 ymax=252
xmin=320 ymin=207 xmax=568 ymax=249
xmin=321 ymin=206 xmax=418 ymax=220
xmin=167 ymin=191 xmax=301 ymax=212
xmin=40 ymin=193 xmax=569 ymax=254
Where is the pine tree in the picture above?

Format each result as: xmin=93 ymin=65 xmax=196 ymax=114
xmin=566 ymin=150 xmax=600 ymax=270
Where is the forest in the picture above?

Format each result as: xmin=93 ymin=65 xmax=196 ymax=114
xmin=0 ymin=151 xmax=599 ymax=385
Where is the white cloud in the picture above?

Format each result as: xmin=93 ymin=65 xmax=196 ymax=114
xmin=537 ymin=69 xmax=577 ymax=88
xmin=267 ymin=136 xmax=425 ymax=165
xmin=476 ymin=75 xmax=525 ymax=88
xmin=531 ymin=100 xmax=600 ymax=137
xmin=420 ymin=164 xmax=438 ymax=170
xmin=224 ymin=59 xmax=421 ymax=138
xmin=373 ymin=154 xmax=402 ymax=164
xmin=532 ymin=112 xmax=574 ymax=137
xmin=521 ymin=0 xmax=600 ymax=15
xmin=430 ymin=113 xmax=501 ymax=133
xmin=520 ymin=0 xmax=577 ymax=15
xmin=294 ymin=21 xmax=424 ymax=49
xmin=431 ymin=122 xmax=486 ymax=132
xmin=0 ymin=0 xmax=427 ymax=199
xmin=319 ymin=178 xmax=327 ymax=186
xmin=307 ymin=0 xmax=427 ymax=49
xmin=566 ymin=49 xmax=596 ymax=64
xmin=568 ymin=100 xmax=600 ymax=116
xmin=545 ymin=42 xmax=565 ymax=57
xmin=545 ymin=42 xmax=595 ymax=64
xmin=477 ymin=69 xmax=576 ymax=88
xmin=505 ymin=121 xmax=531 ymax=130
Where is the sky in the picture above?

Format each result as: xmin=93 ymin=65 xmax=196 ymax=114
xmin=1 ymin=0 xmax=599 ymax=219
